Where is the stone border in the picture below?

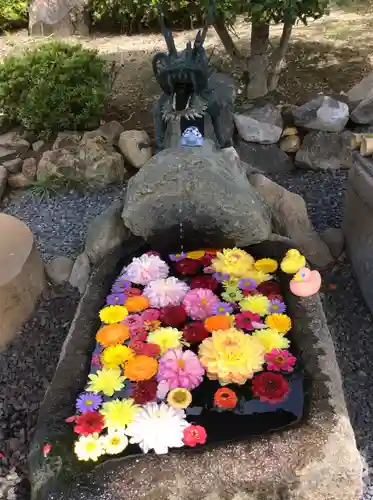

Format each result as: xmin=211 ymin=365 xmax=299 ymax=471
xmin=29 ymin=239 xmax=362 ymax=500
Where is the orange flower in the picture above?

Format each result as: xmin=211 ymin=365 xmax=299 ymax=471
xmin=144 ymin=320 xmax=162 ymax=332
xmin=125 ymin=296 xmax=150 ymax=313
xmin=96 ymin=324 xmax=130 ymax=347
xmin=214 ymin=388 xmax=238 ymax=409
xmin=123 ymin=355 xmax=158 ymax=381
xmin=205 ymin=249 xmax=219 ymax=256
xmin=204 ymin=315 xmax=231 ymax=333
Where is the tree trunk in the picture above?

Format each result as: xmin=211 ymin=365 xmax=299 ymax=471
xmin=28 ymin=0 xmax=90 ymax=37
xmin=213 ymin=17 xmax=243 ymax=65
xmin=245 ymin=21 xmax=270 ymax=99
xmin=268 ymin=22 xmax=293 ymax=91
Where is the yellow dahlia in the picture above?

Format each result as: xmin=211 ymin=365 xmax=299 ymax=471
xmin=212 ymin=248 xmax=254 ymax=278
xmin=147 ymin=327 xmax=183 ymax=354
xmin=243 ymin=269 xmax=272 ymax=285
xmin=254 ymin=258 xmax=278 ymax=274
xmin=265 ymin=314 xmax=292 ymax=334
xmin=99 ymin=305 xmax=128 ymax=324
xmin=198 ymin=328 xmax=265 ymax=385
xmin=100 ymin=398 xmax=140 ymax=430
xmin=252 ymin=328 xmax=290 ymax=353
xmin=167 ymin=388 xmax=192 ymax=409
xmin=239 ymin=294 xmax=270 ymax=316
xmin=87 ymin=368 xmax=125 ymax=396
xmin=101 ymin=345 xmax=135 ymax=368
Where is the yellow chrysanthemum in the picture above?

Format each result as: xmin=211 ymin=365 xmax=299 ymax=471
xmin=198 ymin=328 xmax=265 ymax=385
xmin=265 ymin=314 xmax=292 ymax=334
xmin=243 ymin=269 xmax=272 ymax=285
xmin=186 ymin=250 xmax=205 ymax=260
xmin=87 ymin=368 xmax=125 ymax=396
xmin=147 ymin=327 xmax=183 ymax=354
xmin=74 ymin=434 xmax=105 ymax=462
xmin=167 ymin=388 xmax=192 ymax=409
xmin=101 ymin=345 xmax=135 ymax=368
xmin=100 ymin=398 xmax=140 ymax=430
xmin=103 ymin=430 xmax=129 ymax=455
xmin=252 ymin=328 xmax=290 ymax=353
xmin=212 ymin=248 xmax=254 ymax=278
xmin=254 ymin=258 xmax=278 ymax=274
xmin=99 ymin=305 xmax=128 ymax=324
xmin=239 ymin=294 xmax=270 ymax=316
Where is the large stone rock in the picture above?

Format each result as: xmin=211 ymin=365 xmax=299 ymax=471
xmin=118 ymin=130 xmax=152 ymax=169
xmin=0 ymin=165 xmax=8 ymax=199
xmin=85 ymin=200 xmax=131 ymax=264
xmin=295 ymin=130 xmax=354 ymax=170
xmin=0 ymin=132 xmax=30 ymax=154
xmin=249 ymin=173 xmax=333 ymax=269
xmin=45 ymin=256 xmax=74 ymax=286
xmin=52 ymin=132 xmax=82 ymax=150
xmin=234 ymin=100 xmax=283 ymax=144
xmin=0 ymin=214 xmax=45 ymax=349
xmin=350 ymin=94 xmax=373 ymax=124
xmin=2 ymin=158 xmax=22 ymax=174
xmin=235 ymin=139 xmax=294 ymax=174
xmin=84 ymin=121 xmax=124 ymax=145
xmin=122 ymin=143 xmax=272 ymax=246
xmin=292 ymin=96 xmax=349 ymax=132
xmin=347 ymin=72 xmax=373 ymax=109
xmin=29 ymin=239 xmax=362 ymax=500
xmin=37 ymin=136 xmax=126 ymax=187
xmin=69 ymin=252 xmax=91 ymax=295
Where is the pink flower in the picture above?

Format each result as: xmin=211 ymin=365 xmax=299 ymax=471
xmin=157 ymin=348 xmax=205 ymax=390
xmin=235 ymin=311 xmax=260 ymax=331
xmin=143 ymin=277 xmax=190 ymax=308
xmin=123 ymin=314 xmax=143 ymax=329
xmin=141 ymin=309 xmax=161 ymax=322
xmin=125 ymin=254 xmax=169 ymax=285
xmin=129 ymin=326 xmax=148 ymax=341
xmin=156 ymin=380 xmax=170 ymax=400
xmin=183 ymin=288 xmax=220 ymax=320
xmin=265 ymin=349 xmax=297 ymax=372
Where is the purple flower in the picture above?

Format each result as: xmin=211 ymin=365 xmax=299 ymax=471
xmin=238 ymin=278 xmax=257 ymax=291
xmin=212 ymin=272 xmax=230 ymax=282
xmin=169 ymin=252 xmax=187 ymax=262
xmin=211 ymin=301 xmax=234 ymax=315
xmin=106 ymin=293 xmax=126 ymax=306
xmin=111 ymin=276 xmax=131 ymax=293
xmin=76 ymin=392 xmax=102 ymax=413
xmin=270 ymin=299 xmax=286 ymax=314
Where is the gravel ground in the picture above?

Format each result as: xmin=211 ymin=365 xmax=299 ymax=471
xmin=0 ymin=169 xmax=372 ymax=499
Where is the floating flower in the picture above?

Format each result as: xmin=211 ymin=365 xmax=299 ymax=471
xmin=96 ymin=324 xmax=130 ymax=347
xmin=239 ymin=295 xmax=270 ymax=316
xmin=214 ymin=387 xmax=238 ymax=409
xmin=182 ymin=322 xmax=209 ymax=343
xmin=123 ymin=314 xmax=143 ymax=329
xmin=234 ymin=311 xmax=260 ymax=331
xmin=147 ymin=327 xmax=183 ymax=354
xmin=103 ymin=430 xmax=129 ymax=455
xmin=125 ymin=402 xmax=189 ymax=454
xmin=183 ymin=425 xmax=207 ymax=447
xmin=161 ymin=306 xmax=188 ymax=327
xmin=76 ymin=392 xmax=102 ymax=413
xmin=167 ymin=388 xmax=192 ymax=409
xmin=111 ymin=276 xmax=131 ymax=294
xmin=221 ymin=286 xmax=244 ymax=303
xmin=257 ymin=281 xmax=282 ymax=296
xmin=190 ymin=276 xmax=219 ymax=292
xmin=244 ymin=269 xmax=272 ymax=285
xmin=183 ymin=288 xmax=220 ymax=320
xmin=169 ymin=252 xmax=187 ymax=262
xmin=74 ymin=434 xmax=105 ymax=462
xmin=265 ymin=314 xmax=292 ymax=334
xmin=198 ymin=328 xmax=265 ymax=385
xmin=203 ymin=265 xmax=215 ymax=274
xmin=124 ymin=355 xmax=158 ymax=381
xmin=129 ymin=341 xmax=161 ymax=358
xmin=43 ymin=443 xmax=52 ymax=457
xmin=101 ymin=345 xmax=134 ymax=368
xmin=269 ymin=299 xmax=286 ymax=314
xmin=124 ymin=287 xmax=142 ymax=297
xmin=74 ymin=411 xmax=105 ymax=436
xmin=106 ymin=293 xmax=126 ymax=306
xmin=253 ymin=329 xmax=290 ymax=353
xmin=265 ymin=349 xmax=296 ymax=372
xmin=141 ymin=309 xmax=161 ymax=322
xmin=238 ymin=278 xmax=257 ymax=292
xmin=212 ymin=248 xmax=254 ymax=278
xmin=87 ymin=368 xmax=125 ymax=396
xmin=125 ymin=254 xmax=169 ymax=285
xmin=146 ymin=250 xmax=161 ymax=257
xmin=129 ymin=327 xmax=148 ymax=342
xmin=204 ymin=314 xmax=232 ymax=333
xmin=268 ymin=293 xmax=284 ymax=302
xmin=125 ymin=296 xmax=150 ymax=313
xmin=211 ymin=301 xmax=234 ymax=316
xmin=157 ymin=348 xmax=205 ymax=390
xmin=131 ymin=379 xmax=158 ymax=404
xmin=100 ymin=398 xmax=140 ymax=430
xmin=143 ymin=277 xmax=190 ymax=308
xmin=174 ymin=259 xmax=201 ymax=276
xmin=99 ymin=306 xmax=128 ymax=325
xmin=200 ymin=254 xmax=213 ymax=267
xmin=255 ymin=258 xmax=278 ymax=274
xmin=186 ymin=250 xmax=205 ymax=260
xmin=251 ymin=372 xmax=290 ymax=404
xmin=144 ymin=320 xmax=162 ymax=332
xmin=156 ymin=380 xmax=170 ymax=400
xmin=91 ymin=354 xmax=102 ymax=368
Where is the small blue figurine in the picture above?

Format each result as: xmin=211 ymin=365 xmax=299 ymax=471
xmin=181 ymin=126 xmax=204 ymax=147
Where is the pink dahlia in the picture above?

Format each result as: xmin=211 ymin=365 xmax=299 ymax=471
xmin=125 ymin=254 xmax=169 ymax=285
xmin=143 ymin=277 xmax=190 ymax=308
xmin=157 ymin=348 xmax=205 ymax=390
xmin=265 ymin=349 xmax=296 ymax=372
xmin=123 ymin=313 xmax=143 ymax=329
xmin=141 ymin=309 xmax=161 ymax=322
xmin=183 ymin=288 xmax=220 ymax=321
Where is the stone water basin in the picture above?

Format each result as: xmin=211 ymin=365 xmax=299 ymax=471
xmin=29 ymin=238 xmax=362 ymax=500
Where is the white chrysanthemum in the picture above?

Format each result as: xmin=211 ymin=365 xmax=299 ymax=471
xmin=125 ymin=254 xmax=169 ymax=285
xmin=74 ymin=434 xmax=105 ymax=462
xmin=125 ymin=402 xmax=189 ymax=454
xmin=143 ymin=277 xmax=190 ymax=308
xmin=103 ymin=430 xmax=129 ymax=455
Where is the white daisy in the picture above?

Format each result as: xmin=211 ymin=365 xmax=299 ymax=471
xmin=103 ymin=430 xmax=129 ymax=455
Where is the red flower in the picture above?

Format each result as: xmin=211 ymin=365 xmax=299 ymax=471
xmin=125 ymin=287 xmax=142 ymax=297
xmin=183 ymin=425 xmax=207 ymax=447
xmin=129 ymin=327 xmax=148 ymax=341
xmin=235 ymin=311 xmax=260 ymax=331
xmin=214 ymin=388 xmax=237 ymax=409
xmin=191 ymin=276 xmax=218 ymax=292
xmin=174 ymin=259 xmax=201 ymax=276
xmin=161 ymin=306 xmax=187 ymax=327
xmin=243 ymin=289 xmax=259 ymax=297
xmin=183 ymin=322 xmax=210 ymax=343
xmin=43 ymin=443 xmax=52 ymax=457
xmin=74 ymin=411 xmax=105 ymax=436
xmin=129 ymin=341 xmax=161 ymax=358
xmin=257 ymin=281 xmax=282 ymax=296
xmin=131 ymin=379 xmax=157 ymax=404
xmin=268 ymin=293 xmax=284 ymax=302
xmin=146 ymin=251 xmax=161 ymax=257
xmin=200 ymin=255 xmax=213 ymax=267
xmin=251 ymin=372 xmax=290 ymax=404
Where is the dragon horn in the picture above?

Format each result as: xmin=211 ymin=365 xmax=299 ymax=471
xmin=157 ymin=3 xmax=177 ymax=55
xmin=193 ymin=0 xmax=214 ymax=50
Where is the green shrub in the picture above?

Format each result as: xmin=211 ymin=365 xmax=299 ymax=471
xmin=0 ymin=0 xmax=28 ymax=31
xmin=0 ymin=42 xmax=112 ymax=137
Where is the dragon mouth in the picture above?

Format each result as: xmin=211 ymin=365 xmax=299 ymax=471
xmin=162 ymin=84 xmax=207 ymax=122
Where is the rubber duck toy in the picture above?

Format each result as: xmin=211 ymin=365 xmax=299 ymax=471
xmin=280 ymin=249 xmax=306 ymax=274
xmin=290 ymin=267 xmax=322 ymax=297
